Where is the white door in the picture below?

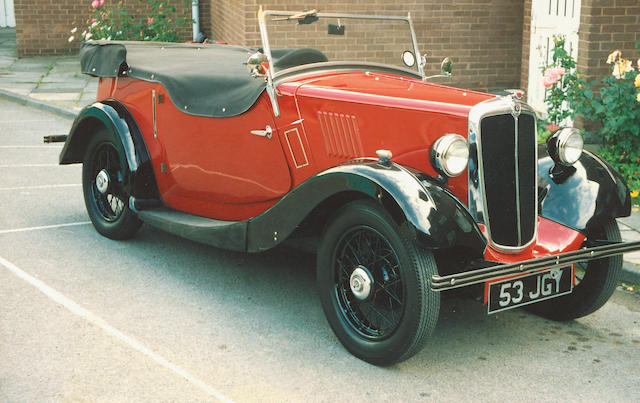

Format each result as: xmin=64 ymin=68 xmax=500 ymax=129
xmin=1 ymin=0 xmax=16 ymax=27
xmin=527 ymin=0 xmax=581 ymax=115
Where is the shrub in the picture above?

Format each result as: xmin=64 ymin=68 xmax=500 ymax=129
xmin=539 ymin=36 xmax=578 ymax=135
xmin=69 ymin=0 xmax=192 ymax=43
xmin=570 ymin=48 xmax=640 ymax=203
xmin=540 ymin=37 xmax=640 ymax=204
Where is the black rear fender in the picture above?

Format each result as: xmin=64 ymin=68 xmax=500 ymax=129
xmin=60 ymin=101 xmax=159 ymax=199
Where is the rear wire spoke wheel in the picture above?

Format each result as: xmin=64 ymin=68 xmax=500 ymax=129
xmin=82 ymin=129 xmax=141 ymax=240
xmin=91 ymin=144 xmax=125 ymax=221
xmin=317 ymin=200 xmax=440 ymax=365
xmin=527 ymin=219 xmax=622 ymax=320
xmin=575 ymin=262 xmax=587 ymax=285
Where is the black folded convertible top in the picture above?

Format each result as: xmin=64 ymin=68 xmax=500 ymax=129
xmin=80 ymin=41 xmax=267 ymax=118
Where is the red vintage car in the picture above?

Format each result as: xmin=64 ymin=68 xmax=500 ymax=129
xmin=58 ymin=9 xmax=640 ymax=365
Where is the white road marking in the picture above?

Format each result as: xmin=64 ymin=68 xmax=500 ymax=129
xmin=0 ymin=145 xmax=63 ymax=148
xmin=0 ymin=221 xmax=91 ymax=234
xmin=0 ymin=254 xmax=233 ymax=403
xmin=0 ymin=120 xmax=64 ymax=123
xmin=0 ymin=164 xmax=61 ymax=168
xmin=0 ymin=184 xmax=80 ymax=191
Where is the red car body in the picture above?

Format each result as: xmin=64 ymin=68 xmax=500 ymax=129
xmin=98 ymin=69 xmax=586 ymax=277
xmin=97 ymin=72 xmax=487 ymax=220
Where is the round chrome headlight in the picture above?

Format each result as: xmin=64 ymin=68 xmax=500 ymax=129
xmin=431 ymin=134 xmax=469 ymax=177
xmin=551 ymin=128 xmax=583 ymax=166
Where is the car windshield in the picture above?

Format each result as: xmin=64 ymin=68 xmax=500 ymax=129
xmin=259 ymin=10 xmax=423 ymax=77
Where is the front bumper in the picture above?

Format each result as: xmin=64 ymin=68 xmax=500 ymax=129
xmin=431 ymin=240 xmax=640 ymax=291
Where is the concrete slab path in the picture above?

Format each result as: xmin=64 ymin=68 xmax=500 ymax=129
xmin=0 ymin=28 xmax=96 ymax=117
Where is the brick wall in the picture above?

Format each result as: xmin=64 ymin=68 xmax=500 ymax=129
xmin=209 ymin=0 xmax=525 ymax=93
xmin=15 ymin=0 xmax=192 ymax=57
xmin=578 ymin=0 xmax=640 ymax=82
xmin=210 ymin=0 xmax=248 ymax=45
xmin=198 ymin=0 xmax=210 ymax=39
xmin=520 ymin=0 xmax=532 ymax=92
xmin=15 ymin=0 xmax=90 ymax=56
xmin=15 ymin=0 xmax=640 ymax=96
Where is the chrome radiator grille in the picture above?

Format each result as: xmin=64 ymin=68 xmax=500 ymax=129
xmin=469 ymin=97 xmax=538 ymax=252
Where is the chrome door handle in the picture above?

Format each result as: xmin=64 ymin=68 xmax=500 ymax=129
xmin=250 ymin=125 xmax=273 ymax=139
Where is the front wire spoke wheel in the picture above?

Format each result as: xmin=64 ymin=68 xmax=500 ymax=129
xmin=335 ymin=226 xmax=404 ymax=339
xmin=317 ymin=200 xmax=440 ymax=365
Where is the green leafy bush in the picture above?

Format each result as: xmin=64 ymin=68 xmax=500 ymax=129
xmin=69 ymin=0 xmax=192 ymax=43
xmin=539 ymin=36 xmax=578 ymax=136
xmin=540 ymin=36 xmax=640 ymax=204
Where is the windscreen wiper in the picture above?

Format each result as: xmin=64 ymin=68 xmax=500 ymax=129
xmin=272 ymin=9 xmax=319 ymax=24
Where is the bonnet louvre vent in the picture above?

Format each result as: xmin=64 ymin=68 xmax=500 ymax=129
xmin=318 ymin=112 xmax=363 ymax=158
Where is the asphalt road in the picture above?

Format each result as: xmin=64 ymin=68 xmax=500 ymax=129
xmin=1 ymin=98 xmax=640 ymax=402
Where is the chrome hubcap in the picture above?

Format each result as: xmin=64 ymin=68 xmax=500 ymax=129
xmin=350 ymin=266 xmax=373 ymax=301
xmin=95 ymin=169 xmax=110 ymax=194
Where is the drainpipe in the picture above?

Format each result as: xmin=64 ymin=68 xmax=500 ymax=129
xmin=192 ymin=0 xmax=200 ymax=41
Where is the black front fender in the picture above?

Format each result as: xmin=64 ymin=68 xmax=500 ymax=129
xmin=246 ymin=161 xmax=487 ymax=254
xmin=538 ymin=149 xmax=631 ymax=233
xmin=60 ymin=101 xmax=159 ymax=199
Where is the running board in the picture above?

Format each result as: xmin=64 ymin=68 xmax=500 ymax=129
xmin=138 ymin=208 xmax=247 ymax=251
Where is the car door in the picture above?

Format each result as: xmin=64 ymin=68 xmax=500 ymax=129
xmin=154 ymin=91 xmax=292 ymax=221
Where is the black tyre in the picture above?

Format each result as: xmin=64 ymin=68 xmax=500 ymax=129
xmin=317 ymin=200 xmax=440 ymax=365
xmin=528 ymin=219 xmax=622 ymax=321
xmin=82 ymin=129 xmax=141 ymax=240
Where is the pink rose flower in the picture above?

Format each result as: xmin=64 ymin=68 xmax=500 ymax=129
xmin=91 ymin=0 xmax=99 ymax=8
xmin=99 ymin=0 xmax=105 ymax=5
xmin=546 ymin=124 xmax=559 ymax=132
xmin=91 ymin=18 xmax=97 ymax=23
xmin=147 ymin=17 xmax=154 ymax=24
xmin=543 ymin=66 xmax=566 ymax=88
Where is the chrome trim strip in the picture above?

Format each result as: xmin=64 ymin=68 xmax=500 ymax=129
xmin=262 ymin=10 xmax=415 ymax=22
xmin=284 ymin=127 xmax=309 ymax=168
xmin=273 ymin=62 xmax=422 ymax=84
xmin=514 ymin=116 xmax=522 ymax=246
xmin=257 ymin=7 xmax=280 ymax=117
xmin=406 ymin=12 xmax=425 ymax=79
xmin=467 ymin=124 xmax=482 ymax=223
xmin=468 ymin=96 xmax=538 ymax=253
xmin=431 ymin=240 xmax=640 ymax=291
xmin=152 ymin=89 xmax=157 ymax=139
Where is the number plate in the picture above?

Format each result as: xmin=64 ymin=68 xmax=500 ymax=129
xmin=488 ymin=266 xmax=573 ymax=314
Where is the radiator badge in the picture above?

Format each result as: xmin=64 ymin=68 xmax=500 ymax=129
xmin=510 ymin=98 xmax=522 ymax=119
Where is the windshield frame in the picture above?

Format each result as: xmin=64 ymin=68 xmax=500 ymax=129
xmin=257 ymin=8 xmax=426 ymax=81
